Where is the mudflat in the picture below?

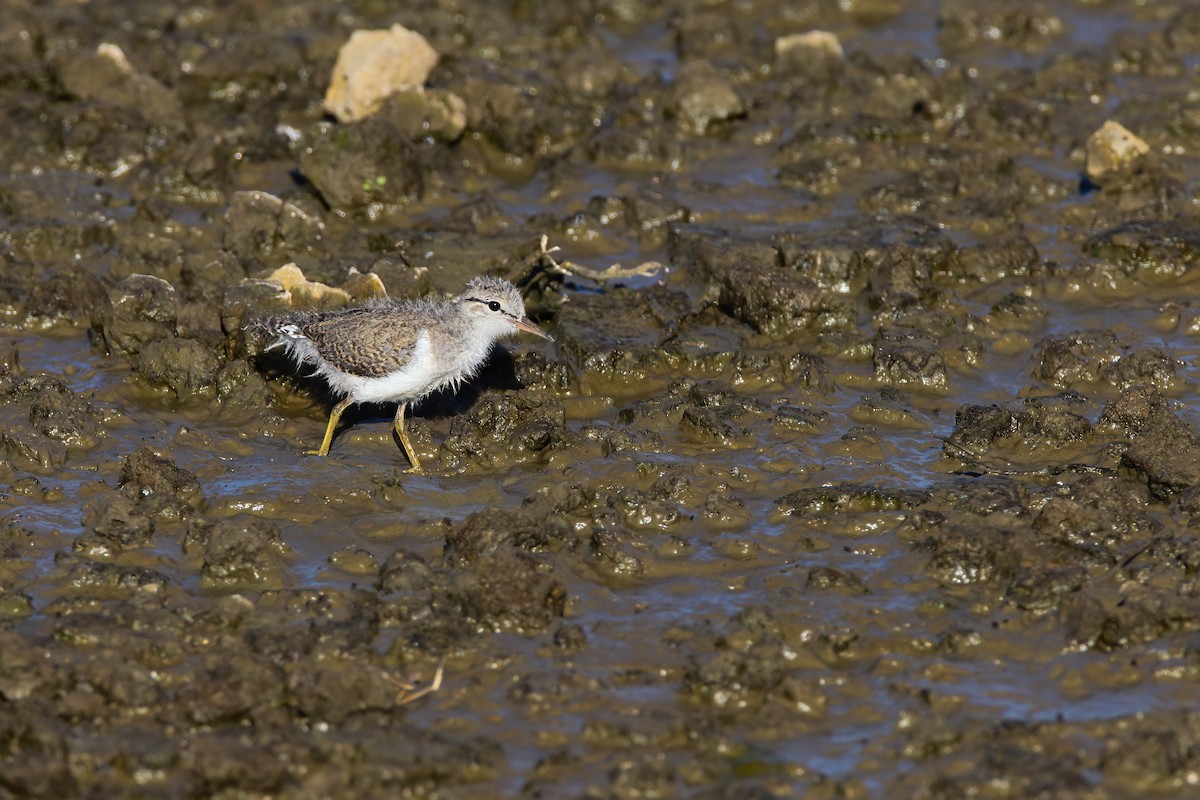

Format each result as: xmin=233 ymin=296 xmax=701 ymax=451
xmin=2 ymin=1 xmax=1200 ymax=796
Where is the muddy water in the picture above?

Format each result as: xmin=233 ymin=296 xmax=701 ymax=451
xmin=4 ymin=0 xmax=1200 ymax=797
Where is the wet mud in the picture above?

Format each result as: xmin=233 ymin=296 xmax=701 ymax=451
xmin=4 ymin=0 xmax=1200 ymax=797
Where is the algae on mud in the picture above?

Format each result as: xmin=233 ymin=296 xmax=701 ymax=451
xmin=2 ymin=0 xmax=1200 ymax=797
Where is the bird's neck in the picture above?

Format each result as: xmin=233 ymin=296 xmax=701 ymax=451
xmin=445 ymin=302 xmax=508 ymax=369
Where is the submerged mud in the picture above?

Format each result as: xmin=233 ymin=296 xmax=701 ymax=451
xmin=3 ymin=0 xmax=1200 ymax=797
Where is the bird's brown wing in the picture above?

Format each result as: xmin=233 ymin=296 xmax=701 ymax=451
xmin=300 ymin=307 xmax=427 ymax=378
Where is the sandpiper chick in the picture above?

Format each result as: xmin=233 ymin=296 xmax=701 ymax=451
xmin=262 ymin=276 xmax=552 ymax=471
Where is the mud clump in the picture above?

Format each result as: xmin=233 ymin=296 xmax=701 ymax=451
xmin=872 ymin=337 xmax=949 ymax=391
xmin=684 ymin=606 xmax=828 ymax=716
xmin=440 ymin=392 xmax=568 ymax=471
xmin=223 ymin=190 xmax=325 ymax=269
xmin=1084 ymin=219 xmax=1200 ymax=286
xmin=58 ymin=43 xmax=185 ymax=132
xmin=27 ymin=378 xmax=105 ymax=449
xmin=374 ymin=510 xmax=571 ymax=645
xmin=22 ymin=265 xmax=110 ymax=328
xmin=443 ymin=507 xmax=571 ymax=566
xmin=121 ymin=444 xmax=203 ymax=502
xmin=215 ymin=359 xmax=275 ymax=408
xmin=76 ymin=445 xmax=204 ymax=556
xmin=619 ymin=378 xmax=769 ymax=449
xmin=719 ymin=262 xmax=851 ymax=336
xmin=134 ymin=337 xmax=221 ymax=397
xmin=667 ymin=60 xmax=745 ymax=133
xmin=1034 ymin=330 xmax=1122 ymax=388
xmin=1104 ymin=384 xmax=1200 ymax=499
xmin=553 ymin=288 xmax=673 ymax=384
xmin=298 ymin=123 xmax=427 ymax=212
xmin=91 ymin=275 xmax=179 ymax=356
xmin=945 ymin=397 xmax=1095 ymax=461
xmin=441 ymin=509 xmax=569 ymax=634
xmin=446 ymin=548 xmax=567 ymax=633
xmin=1 ymin=374 xmax=105 ymax=471
xmin=183 ymin=518 xmax=290 ymax=590
xmin=221 ymin=280 xmax=292 ymax=356
xmin=777 ymin=483 xmax=930 ymax=518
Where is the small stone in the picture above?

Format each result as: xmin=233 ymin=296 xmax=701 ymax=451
xmin=95 ymin=43 xmax=134 ymax=76
xmin=324 ymin=24 xmax=440 ymax=123
xmin=1086 ymin=120 xmax=1150 ymax=183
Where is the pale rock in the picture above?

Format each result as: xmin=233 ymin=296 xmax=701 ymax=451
xmin=95 ymin=42 xmax=134 ymax=75
xmin=265 ymin=263 xmax=388 ymax=310
xmin=340 ymin=268 xmax=388 ymax=301
xmin=266 ymin=264 xmax=349 ymax=309
xmin=774 ymin=31 xmax=845 ymax=81
xmin=1086 ymin=120 xmax=1150 ymax=182
xmin=324 ymin=24 xmax=439 ymax=123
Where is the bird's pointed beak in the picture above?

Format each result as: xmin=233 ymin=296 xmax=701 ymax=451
xmin=516 ymin=317 xmax=553 ymax=341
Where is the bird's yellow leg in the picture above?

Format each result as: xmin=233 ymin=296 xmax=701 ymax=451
xmin=392 ymin=402 xmax=423 ymax=473
xmin=307 ymin=397 xmax=353 ymax=456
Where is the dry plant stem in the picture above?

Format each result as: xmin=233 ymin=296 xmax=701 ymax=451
xmin=535 ymin=234 xmax=663 ymax=284
xmin=391 ymin=661 xmax=445 ymax=706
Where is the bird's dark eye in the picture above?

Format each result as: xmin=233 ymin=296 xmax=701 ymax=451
xmin=488 ymin=300 xmax=501 ymax=312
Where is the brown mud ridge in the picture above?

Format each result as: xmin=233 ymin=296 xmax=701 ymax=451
xmin=3 ymin=0 xmax=1200 ymax=797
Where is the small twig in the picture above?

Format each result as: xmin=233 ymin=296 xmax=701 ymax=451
xmin=533 ymin=234 xmax=665 ymax=285
xmin=389 ymin=661 xmax=445 ymax=706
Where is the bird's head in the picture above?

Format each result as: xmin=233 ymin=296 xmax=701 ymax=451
xmin=457 ymin=276 xmax=553 ymax=342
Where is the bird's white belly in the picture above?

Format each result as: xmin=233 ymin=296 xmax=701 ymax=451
xmin=331 ymin=332 xmax=445 ymax=404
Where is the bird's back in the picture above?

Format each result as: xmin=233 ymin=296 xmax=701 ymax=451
xmin=266 ymin=297 xmax=455 ymax=379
